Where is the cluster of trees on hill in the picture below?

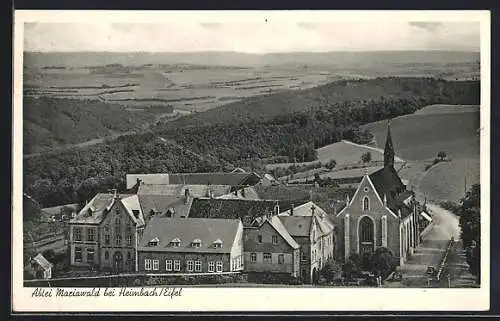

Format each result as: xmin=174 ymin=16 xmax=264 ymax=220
xmin=23 ymin=97 xmax=172 ymax=153
xmin=24 ymin=78 xmax=479 ymax=208
xmin=441 ymin=184 xmax=481 ymax=284
xmin=169 ymin=77 xmax=480 ymax=127
xmin=24 ymin=134 xmax=227 ymax=207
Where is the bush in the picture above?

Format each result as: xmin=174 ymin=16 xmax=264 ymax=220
xmin=361 ymin=152 xmax=372 ymax=163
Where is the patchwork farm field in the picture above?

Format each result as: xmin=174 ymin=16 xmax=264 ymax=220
xmin=24 ymin=65 xmax=339 ymax=112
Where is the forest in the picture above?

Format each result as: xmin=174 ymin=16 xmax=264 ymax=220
xmin=23 ymin=96 xmax=173 ymax=153
xmin=23 ymin=77 xmax=480 ymax=208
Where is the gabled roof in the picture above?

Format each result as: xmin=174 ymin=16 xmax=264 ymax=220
xmin=188 ymin=198 xmax=279 ymax=227
xmin=267 ymin=216 xmax=300 ymax=249
xmin=70 ymin=193 xmax=145 ymax=226
xmin=127 ymin=172 xmax=261 ymax=189
xmin=32 ymin=253 xmax=53 ymax=270
xmin=137 ymin=217 xmax=241 ymax=254
xmin=278 ymin=216 xmax=313 ymax=237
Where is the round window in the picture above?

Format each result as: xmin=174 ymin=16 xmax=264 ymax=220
xmin=364 ymin=187 xmax=369 ymax=192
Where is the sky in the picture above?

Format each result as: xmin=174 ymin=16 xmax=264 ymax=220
xmin=23 ymin=21 xmax=480 ymax=53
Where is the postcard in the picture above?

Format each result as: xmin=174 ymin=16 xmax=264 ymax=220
xmin=12 ymin=10 xmax=490 ymax=312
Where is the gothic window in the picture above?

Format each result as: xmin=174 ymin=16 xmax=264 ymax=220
xmin=359 ymin=216 xmax=374 ymax=243
xmin=363 ymin=197 xmax=370 ymax=211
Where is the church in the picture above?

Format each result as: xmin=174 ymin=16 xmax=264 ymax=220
xmin=334 ymin=122 xmax=423 ymax=268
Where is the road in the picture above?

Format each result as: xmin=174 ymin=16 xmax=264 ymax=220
xmin=384 ymin=203 xmax=461 ymax=288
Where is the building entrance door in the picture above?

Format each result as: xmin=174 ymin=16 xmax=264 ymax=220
xmin=113 ymin=251 xmax=123 ymax=271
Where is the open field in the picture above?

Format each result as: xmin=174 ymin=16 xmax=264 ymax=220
xmin=24 ymin=65 xmax=339 ymax=112
xmin=418 ymin=158 xmax=480 ymax=203
xmin=361 ymin=110 xmax=480 ymax=161
xmin=414 ymin=104 xmax=479 ymax=115
xmin=266 ymin=140 xmax=387 ymax=170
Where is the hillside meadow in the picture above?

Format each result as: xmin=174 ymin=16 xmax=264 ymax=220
xmin=361 ymin=110 xmax=480 ymax=161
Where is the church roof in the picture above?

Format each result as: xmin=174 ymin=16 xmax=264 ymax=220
xmin=368 ymin=166 xmax=405 ymax=201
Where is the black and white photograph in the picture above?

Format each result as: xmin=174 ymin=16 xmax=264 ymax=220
xmin=12 ymin=10 xmax=490 ymax=312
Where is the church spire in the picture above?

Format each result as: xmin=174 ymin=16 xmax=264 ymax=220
xmin=384 ymin=120 xmax=395 ymax=168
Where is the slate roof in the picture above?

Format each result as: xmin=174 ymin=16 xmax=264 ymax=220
xmin=368 ymin=166 xmax=405 ymax=202
xmin=138 ymin=194 xmax=193 ymax=220
xmin=126 ymin=172 xmax=261 ymax=189
xmin=188 ymin=198 xmax=280 ymax=227
xmin=138 ymin=183 xmax=231 ymax=198
xmin=70 ymin=193 xmax=145 ymax=227
xmin=137 ymin=217 xmax=241 ymax=254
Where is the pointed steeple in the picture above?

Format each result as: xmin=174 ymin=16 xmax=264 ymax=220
xmin=384 ymin=120 xmax=395 ymax=168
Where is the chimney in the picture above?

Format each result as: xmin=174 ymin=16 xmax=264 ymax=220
xmin=290 ymin=203 xmax=294 ymax=216
xmin=184 ymin=188 xmax=190 ymax=204
xmin=311 ymin=204 xmax=316 ymax=216
xmin=346 ymin=194 xmax=350 ymax=205
xmin=398 ymin=209 xmax=402 ymax=219
xmin=383 ymin=194 xmax=387 ymax=207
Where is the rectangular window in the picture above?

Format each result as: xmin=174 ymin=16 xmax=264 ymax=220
xmin=187 ymin=260 xmax=194 ymax=272
xmin=87 ymin=228 xmax=95 ymax=242
xmin=166 ymin=260 xmax=173 ymax=271
xmin=257 ymin=235 xmax=262 ymax=243
xmin=195 ymin=260 xmax=202 ymax=272
xmin=127 ymin=234 xmax=133 ymax=246
xmin=104 ymin=234 xmax=110 ymax=245
xmin=116 ymin=235 xmax=122 ymax=246
xmin=250 ymin=253 xmax=257 ymax=262
xmin=278 ymin=254 xmax=284 ymax=264
xmin=152 ymin=259 xmax=159 ymax=270
xmin=216 ymin=261 xmax=223 ymax=272
xmin=74 ymin=247 xmax=82 ymax=262
xmin=272 ymin=235 xmax=278 ymax=244
xmin=174 ymin=260 xmax=181 ymax=271
xmin=145 ymin=259 xmax=152 ymax=271
xmin=263 ymin=253 xmax=272 ymax=263
xmin=208 ymin=261 xmax=215 ymax=273
xmin=87 ymin=248 xmax=95 ymax=264
xmin=73 ymin=227 xmax=82 ymax=241
xmin=301 ymin=253 xmax=307 ymax=261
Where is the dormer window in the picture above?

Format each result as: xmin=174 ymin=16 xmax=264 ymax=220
xmin=170 ymin=238 xmax=181 ymax=247
xmin=192 ymin=238 xmax=202 ymax=248
xmin=213 ymin=239 xmax=223 ymax=248
xmin=132 ymin=210 xmax=140 ymax=218
xmin=148 ymin=237 xmax=159 ymax=247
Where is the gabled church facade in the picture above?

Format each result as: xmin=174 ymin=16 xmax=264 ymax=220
xmin=334 ymin=122 xmax=421 ymax=268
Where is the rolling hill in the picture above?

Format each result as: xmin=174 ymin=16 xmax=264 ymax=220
xmin=361 ymin=109 xmax=480 ymax=161
xmin=23 ymin=96 xmax=173 ymax=154
xmin=362 ymin=104 xmax=481 ymax=203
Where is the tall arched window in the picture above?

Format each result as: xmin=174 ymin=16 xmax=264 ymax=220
xmin=359 ymin=216 xmax=374 ymax=244
xmin=363 ymin=196 xmax=370 ymax=211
